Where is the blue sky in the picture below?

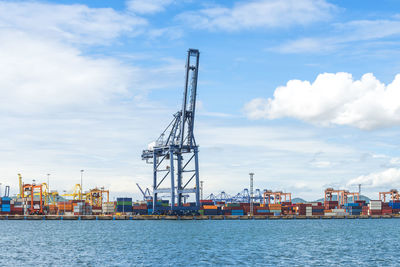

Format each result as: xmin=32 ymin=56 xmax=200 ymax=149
xmin=1 ymin=0 xmax=400 ymax=201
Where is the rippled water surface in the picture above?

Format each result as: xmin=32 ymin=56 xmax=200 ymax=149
xmin=0 ymin=219 xmax=399 ymax=266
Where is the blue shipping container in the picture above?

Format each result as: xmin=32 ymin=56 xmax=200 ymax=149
xmin=117 ymin=198 xmax=132 ymax=202
xmin=2 ymin=204 xmax=10 ymax=212
xmin=116 ymin=206 xmax=133 ymax=212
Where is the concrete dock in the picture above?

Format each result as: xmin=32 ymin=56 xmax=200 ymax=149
xmin=0 ymin=214 xmax=399 ymax=220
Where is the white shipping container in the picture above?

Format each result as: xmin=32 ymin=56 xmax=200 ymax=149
xmin=370 ymin=207 xmax=382 ymax=210
xmin=333 ymin=209 xmax=345 ymax=213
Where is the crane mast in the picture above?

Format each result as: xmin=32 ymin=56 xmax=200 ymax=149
xmin=141 ymin=49 xmax=201 ymax=214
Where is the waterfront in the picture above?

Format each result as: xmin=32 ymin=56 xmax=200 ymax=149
xmin=1 ymin=219 xmax=399 ymax=266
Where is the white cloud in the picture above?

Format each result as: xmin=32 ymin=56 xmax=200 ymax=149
xmin=0 ymin=30 xmax=133 ymax=113
xmin=0 ymin=2 xmax=146 ymax=45
xmin=127 ymin=0 xmax=174 ymax=14
xmin=347 ymin=168 xmax=400 ymax=189
xmin=244 ymin=72 xmax=400 ymax=130
xmin=177 ymin=0 xmax=335 ymax=31
xmin=277 ymin=19 xmax=400 ymax=54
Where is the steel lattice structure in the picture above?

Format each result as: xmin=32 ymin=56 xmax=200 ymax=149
xmin=142 ymin=49 xmax=201 ymax=213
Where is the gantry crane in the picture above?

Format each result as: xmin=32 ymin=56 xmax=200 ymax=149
xmin=263 ymin=190 xmax=292 ymax=204
xmin=324 ymin=188 xmax=359 ymax=206
xmin=379 ymin=189 xmax=399 ymax=202
xmin=136 ymin=183 xmax=152 ymax=201
xmin=142 ymin=49 xmax=201 ymax=214
xmin=85 ymin=187 xmax=109 ymax=207
xmin=343 ymin=190 xmax=360 ymax=203
xmin=42 ymin=183 xmax=60 ymax=206
xmin=23 ymin=183 xmax=44 ymax=215
xmin=324 ymin=188 xmax=345 ymax=205
xmin=61 ymin=184 xmax=82 ymax=200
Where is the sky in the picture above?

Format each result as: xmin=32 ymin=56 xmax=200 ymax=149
xmin=1 ymin=0 xmax=400 ymax=201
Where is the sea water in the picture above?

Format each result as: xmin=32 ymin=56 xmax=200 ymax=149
xmin=0 ymin=219 xmax=399 ymax=266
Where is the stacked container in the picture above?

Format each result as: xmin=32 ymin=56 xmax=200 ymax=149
xmin=102 ymin=202 xmax=116 ymax=214
xmin=268 ymin=204 xmax=282 ymax=216
xmin=369 ymin=200 xmax=382 ymax=215
xmin=306 ymin=206 xmax=312 ymax=216
xmin=132 ymin=203 xmax=147 ymax=215
xmin=296 ymin=203 xmax=312 ymax=215
xmin=311 ymin=203 xmax=324 ymax=216
xmin=231 ymin=209 xmax=244 ymax=216
xmin=324 ymin=201 xmax=338 ymax=210
xmin=344 ymin=203 xmax=362 ymax=215
xmin=1 ymin=197 xmax=11 ymax=214
xmin=57 ymin=201 xmax=73 ymax=214
xmin=381 ymin=202 xmax=392 ymax=215
xmin=116 ymin=198 xmax=133 ymax=213
xmin=203 ymin=205 xmax=220 ymax=215
xmin=389 ymin=200 xmax=400 ymax=214
xmin=73 ymin=202 xmax=85 ymax=215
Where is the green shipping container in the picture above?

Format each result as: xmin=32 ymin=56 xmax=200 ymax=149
xmin=117 ymin=201 xmax=132 ymax=206
xmin=199 ymin=210 xmax=204 ymax=215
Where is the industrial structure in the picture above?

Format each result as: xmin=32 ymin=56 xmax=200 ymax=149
xmin=141 ymin=49 xmax=201 ymax=214
xmin=379 ymin=189 xmax=399 ymax=202
xmin=324 ymin=188 xmax=360 ymax=206
xmin=263 ymin=190 xmax=292 ymax=204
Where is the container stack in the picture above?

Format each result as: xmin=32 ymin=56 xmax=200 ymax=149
xmin=92 ymin=206 xmax=102 ymax=215
xmin=343 ymin=203 xmax=362 ymax=215
xmin=254 ymin=206 xmax=272 ymax=215
xmin=268 ymin=204 xmax=282 ymax=216
xmin=57 ymin=201 xmax=73 ymax=215
xmin=73 ymin=202 xmax=86 ymax=215
xmin=296 ymin=203 xmax=312 ymax=215
xmin=389 ymin=200 xmax=400 ymax=214
xmin=361 ymin=206 xmax=369 ymax=215
xmin=306 ymin=206 xmax=312 ymax=216
xmin=12 ymin=200 xmax=23 ymax=215
xmin=48 ymin=204 xmax=58 ymax=215
xmin=1 ymin=197 xmax=11 ymax=214
xmin=102 ymin=202 xmax=116 ymax=214
xmin=381 ymin=202 xmax=392 ymax=215
xmin=132 ymin=203 xmax=147 ymax=215
xmin=231 ymin=208 xmax=244 ymax=216
xmin=369 ymin=200 xmax=382 ymax=215
xmin=203 ymin=205 xmax=220 ymax=215
xmin=116 ymin=198 xmax=133 ymax=213
xmin=311 ymin=203 xmax=324 ymax=216
xmin=324 ymin=201 xmax=338 ymax=210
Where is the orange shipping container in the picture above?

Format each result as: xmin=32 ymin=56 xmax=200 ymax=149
xmin=203 ymin=205 xmax=218 ymax=209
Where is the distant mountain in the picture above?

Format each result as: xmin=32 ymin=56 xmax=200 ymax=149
xmin=314 ymin=195 xmax=371 ymax=203
xmin=292 ymin=197 xmax=307 ymax=203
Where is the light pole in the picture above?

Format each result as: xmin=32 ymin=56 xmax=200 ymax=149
xmin=200 ymin=181 xmax=204 ymax=201
xmin=249 ymin=173 xmax=254 ymax=216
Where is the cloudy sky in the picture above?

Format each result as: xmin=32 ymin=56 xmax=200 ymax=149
xmin=1 ymin=0 xmax=400 ymax=201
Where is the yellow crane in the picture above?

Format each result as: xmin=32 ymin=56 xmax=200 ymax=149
xmin=84 ymin=187 xmax=109 ymax=207
xmin=41 ymin=183 xmax=59 ymax=205
xmin=18 ymin=173 xmax=24 ymax=198
xmin=61 ymin=184 xmax=82 ymax=200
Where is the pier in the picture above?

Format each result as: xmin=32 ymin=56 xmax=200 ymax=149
xmin=0 ymin=214 xmax=399 ymax=220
